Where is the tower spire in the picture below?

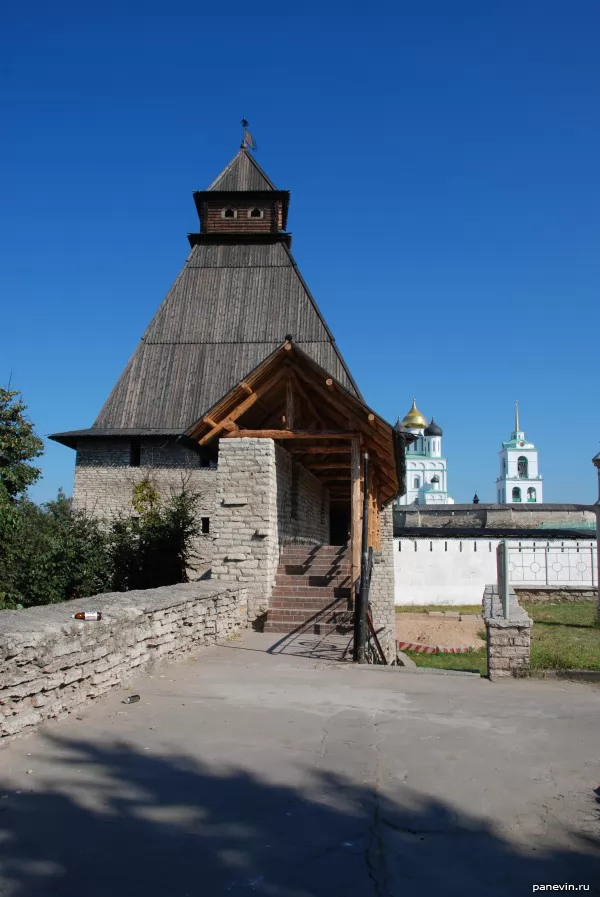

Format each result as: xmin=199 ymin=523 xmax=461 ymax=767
xmin=515 ymin=400 xmax=520 ymax=433
xmin=240 ymin=118 xmax=257 ymax=152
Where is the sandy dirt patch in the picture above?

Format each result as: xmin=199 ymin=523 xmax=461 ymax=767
xmin=395 ymin=613 xmax=486 ymax=649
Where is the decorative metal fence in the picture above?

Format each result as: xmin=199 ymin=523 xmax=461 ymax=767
xmin=506 ymin=541 xmax=597 ymax=587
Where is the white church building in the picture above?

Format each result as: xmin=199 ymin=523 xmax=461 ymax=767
xmin=395 ymin=400 xmax=455 ymax=506
xmin=496 ymin=402 xmax=543 ymax=503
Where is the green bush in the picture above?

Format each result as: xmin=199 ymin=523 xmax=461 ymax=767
xmin=109 ymin=487 xmax=201 ymax=592
xmin=0 ymin=484 xmax=201 ymax=609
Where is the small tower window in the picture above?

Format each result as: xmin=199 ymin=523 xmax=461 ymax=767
xmin=413 ymin=476 xmax=420 ymax=489
xmin=517 ymin=456 xmax=528 ymax=478
xmin=130 ymin=438 xmax=141 ymax=467
xmin=201 ymin=517 xmax=210 ymax=534
xmin=221 ymin=208 xmax=237 ymax=219
xmin=248 ymin=207 xmax=264 ymax=219
xmin=512 ymin=487 xmax=522 ymax=502
xmin=527 ymin=487 xmax=536 ymax=503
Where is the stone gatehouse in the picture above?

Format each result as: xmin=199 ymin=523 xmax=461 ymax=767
xmin=51 ymin=144 xmax=409 ymax=657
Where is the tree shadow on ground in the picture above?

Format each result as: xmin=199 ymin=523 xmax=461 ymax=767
xmin=0 ymin=736 xmax=598 ymax=897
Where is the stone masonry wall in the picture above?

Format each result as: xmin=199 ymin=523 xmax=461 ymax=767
xmin=482 ymin=584 xmax=533 ymax=680
xmin=73 ymin=439 xmax=217 ymax=572
xmin=212 ymin=439 xmax=280 ymax=624
xmin=395 ymin=504 xmax=596 ymax=533
xmin=513 ymin=587 xmax=597 ymax=603
xmin=369 ymin=505 xmax=396 ymax=662
xmin=0 ymin=582 xmax=247 ymax=738
xmin=275 ymin=444 xmax=329 ymax=545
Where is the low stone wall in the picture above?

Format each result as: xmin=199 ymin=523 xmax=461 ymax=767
xmin=395 ymin=503 xmax=597 ymax=533
xmin=513 ymin=586 xmax=597 ymax=603
xmin=482 ymin=584 xmax=532 ymax=680
xmin=0 ymin=582 xmax=247 ymax=738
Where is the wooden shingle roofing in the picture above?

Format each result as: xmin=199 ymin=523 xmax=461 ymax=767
xmin=207 ymin=146 xmax=277 ymax=191
xmin=50 ymin=236 xmax=361 ymax=445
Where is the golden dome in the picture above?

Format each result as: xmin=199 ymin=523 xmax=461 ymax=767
xmin=401 ymin=398 xmax=427 ymax=430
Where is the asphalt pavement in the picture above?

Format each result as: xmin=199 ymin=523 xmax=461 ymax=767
xmin=0 ymin=631 xmax=598 ymax=897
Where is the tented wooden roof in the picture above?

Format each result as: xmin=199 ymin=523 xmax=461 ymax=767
xmin=50 ymin=149 xmax=363 ymax=449
xmin=51 ymin=238 xmax=360 ymax=446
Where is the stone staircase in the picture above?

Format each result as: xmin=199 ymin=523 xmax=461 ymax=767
xmin=264 ymin=544 xmax=353 ymax=635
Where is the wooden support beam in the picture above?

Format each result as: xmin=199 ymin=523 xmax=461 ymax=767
xmin=303 ymin=461 xmax=352 ymax=470
xmin=198 ymin=370 xmax=287 ymax=445
xmin=360 ymin=424 xmax=393 ymax=455
xmin=225 ymin=430 xmax=357 ymax=440
xmin=295 ymin=367 xmax=393 ymax=455
xmin=288 ymin=445 xmax=352 ymax=454
xmin=254 ymin=402 xmax=285 ymax=429
xmin=294 ymin=367 xmax=383 ymax=437
xmin=373 ymin=472 xmax=381 ymax=550
xmin=325 ymin=378 xmax=334 ymax=388
xmin=289 ymin=372 xmax=325 ymax=429
xmin=285 ymin=378 xmax=295 ymax=431
xmin=351 ymin=437 xmax=362 ymax=592
xmin=239 ymin=381 xmax=253 ymax=396
xmin=367 ymin=462 xmax=377 ymax=550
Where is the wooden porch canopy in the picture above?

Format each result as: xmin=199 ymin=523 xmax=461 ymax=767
xmin=179 ymin=340 xmax=406 ymax=508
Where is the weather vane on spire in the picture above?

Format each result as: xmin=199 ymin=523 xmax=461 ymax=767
xmin=240 ymin=119 xmax=257 ymax=152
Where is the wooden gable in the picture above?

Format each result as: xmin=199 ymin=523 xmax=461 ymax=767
xmin=180 ymin=341 xmax=403 ymax=508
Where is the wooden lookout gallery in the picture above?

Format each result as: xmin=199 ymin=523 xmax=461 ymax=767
xmin=51 ymin=143 xmax=411 ymax=661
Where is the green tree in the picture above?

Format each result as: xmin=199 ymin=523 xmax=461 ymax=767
xmin=0 ymin=488 xmax=111 ymax=609
xmin=0 ymin=388 xmax=44 ymax=499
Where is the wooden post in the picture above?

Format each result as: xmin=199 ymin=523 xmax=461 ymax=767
xmin=285 ymin=378 xmax=295 ymax=430
xmin=351 ymin=437 xmax=362 ymax=594
xmin=355 ymin=452 xmax=370 ymax=663
xmin=374 ymin=475 xmax=381 ymax=551
xmin=367 ymin=463 xmax=375 ymax=549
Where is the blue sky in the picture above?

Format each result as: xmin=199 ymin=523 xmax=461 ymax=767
xmin=1 ymin=0 xmax=599 ymax=504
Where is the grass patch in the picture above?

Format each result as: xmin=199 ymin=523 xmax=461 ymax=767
xmin=522 ymin=601 xmax=600 ymax=671
xmin=523 ymin=601 xmax=596 ymax=627
xmin=395 ymin=604 xmax=481 ymax=615
xmin=404 ymin=648 xmax=487 ymax=676
xmin=400 ymin=602 xmax=600 ymax=675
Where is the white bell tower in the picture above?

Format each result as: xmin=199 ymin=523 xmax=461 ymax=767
xmin=496 ymin=402 xmax=543 ymax=504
